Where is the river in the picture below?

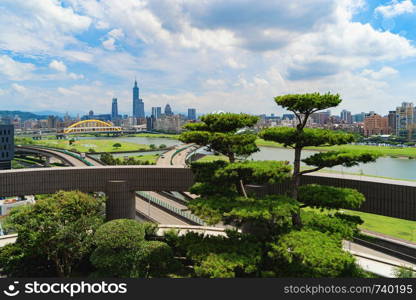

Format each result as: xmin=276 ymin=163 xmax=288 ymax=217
xmin=82 ymin=136 xmax=416 ymax=181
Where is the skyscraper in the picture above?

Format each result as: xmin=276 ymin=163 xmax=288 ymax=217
xmin=132 ymin=80 xmax=145 ymax=118
xmin=164 ymin=104 xmax=173 ymax=116
xmin=340 ymin=109 xmax=352 ymax=124
xmin=111 ymin=98 xmax=118 ymax=120
xmin=151 ymin=107 xmax=162 ymax=119
xmin=187 ymin=108 xmax=197 ymax=120
xmin=0 ymin=125 xmax=14 ymax=170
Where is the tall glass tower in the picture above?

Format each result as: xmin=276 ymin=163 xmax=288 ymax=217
xmin=111 ymin=98 xmax=118 ymax=120
xmin=132 ymin=80 xmax=145 ymax=118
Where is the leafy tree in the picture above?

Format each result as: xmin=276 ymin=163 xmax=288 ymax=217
xmin=149 ymin=144 xmax=156 ymax=150
xmin=268 ymin=229 xmax=366 ymax=277
xmin=180 ymin=113 xmax=260 ymax=196
xmin=159 ymin=144 xmax=167 ymax=149
xmin=113 ymin=143 xmax=122 ymax=149
xmin=259 ymin=93 xmax=379 ymax=226
xmin=1 ymin=191 xmax=105 ymax=277
xmin=90 ymin=219 xmax=174 ymax=278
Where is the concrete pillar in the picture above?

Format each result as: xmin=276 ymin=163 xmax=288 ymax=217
xmin=105 ymin=180 xmax=135 ymax=221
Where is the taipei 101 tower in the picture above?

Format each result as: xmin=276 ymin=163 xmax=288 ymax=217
xmin=132 ymin=79 xmax=145 ymax=118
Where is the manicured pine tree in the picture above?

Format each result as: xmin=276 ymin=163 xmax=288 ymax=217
xmin=259 ymin=93 xmax=379 ymax=226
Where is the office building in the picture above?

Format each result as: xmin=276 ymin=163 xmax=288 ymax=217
xmin=0 ymin=125 xmax=14 ymax=170
xmin=151 ymin=107 xmax=162 ymax=119
xmin=363 ymin=113 xmax=389 ymax=136
xmin=340 ymin=109 xmax=352 ymax=124
xmin=132 ymin=80 xmax=145 ymax=118
xmin=311 ymin=110 xmax=330 ymax=125
xmin=111 ymin=98 xmax=119 ymax=121
xmin=164 ymin=104 xmax=173 ymax=116
xmin=387 ymin=111 xmax=397 ymax=134
xmin=187 ymin=108 xmax=197 ymax=121
xmin=395 ymin=102 xmax=415 ymax=140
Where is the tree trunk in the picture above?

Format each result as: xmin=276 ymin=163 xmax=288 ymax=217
xmin=291 ymin=147 xmax=303 ymax=228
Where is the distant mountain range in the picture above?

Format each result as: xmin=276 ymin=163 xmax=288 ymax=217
xmin=0 ymin=110 xmax=59 ymax=121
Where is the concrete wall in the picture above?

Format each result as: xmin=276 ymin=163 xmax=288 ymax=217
xmin=1 ymin=166 xmax=416 ymax=221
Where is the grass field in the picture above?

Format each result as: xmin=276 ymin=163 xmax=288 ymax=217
xmin=24 ymin=139 xmax=150 ymax=153
xmin=196 ymin=155 xmax=229 ymax=162
xmin=345 ymin=210 xmax=416 ymax=243
xmin=125 ymin=154 xmax=159 ymax=164
xmin=255 ymin=138 xmax=416 ymax=158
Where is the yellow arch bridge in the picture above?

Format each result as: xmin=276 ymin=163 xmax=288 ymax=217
xmin=63 ymin=120 xmax=122 ymax=134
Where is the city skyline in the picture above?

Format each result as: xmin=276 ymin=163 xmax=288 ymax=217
xmin=2 ymin=1 xmax=416 ymax=115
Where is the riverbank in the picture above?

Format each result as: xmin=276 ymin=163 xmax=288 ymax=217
xmin=255 ymin=138 xmax=416 ymax=159
xmin=18 ymin=138 xmax=151 ymax=153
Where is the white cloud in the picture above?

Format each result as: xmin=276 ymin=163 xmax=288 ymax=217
xmin=49 ymin=60 xmax=67 ymax=72
xmin=68 ymin=73 xmax=84 ymax=80
xmin=11 ymin=83 xmax=27 ymax=93
xmin=102 ymin=38 xmax=116 ymax=50
xmin=0 ymin=55 xmax=36 ymax=81
xmin=361 ymin=66 xmax=399 ymax=80
xmin=375 ymin=0 xmax=416 ymax=18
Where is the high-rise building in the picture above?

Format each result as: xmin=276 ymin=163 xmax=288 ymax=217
xmin=187 ymin=108 xmax=197 ymax=121
xmin=151 ymin=107 xmax=162 ymax=119
xmin=111 ymin=98 xmax=118 ymax=121
xmin=47 ymin=115 xmax=58 ymax=129
xmin=164 ymin=104 xmax=173 ymax=116
xmin=388 ymin=111 xmax=397 ymax=135
xmin=0 ymin=125 xmax=14 ymax=170
xmin=363 ymin=113 xmax=389 ymax=136
xmin=132 ymin=80 xmax=145 ymax=118
xmin=395 ymin=102 xmax=415 ymax=140
xmin=352 ymin=112 xmax=366 ymax=123
xmin=340 ymin=109 xmax=352 ymax=124
xmin=311 ymin=110 xmax=330 ymax=125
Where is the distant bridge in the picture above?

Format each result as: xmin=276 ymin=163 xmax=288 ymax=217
xmin=63 ymin=120 xmax=122 ymax=134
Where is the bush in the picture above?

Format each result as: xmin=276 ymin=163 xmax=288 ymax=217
xmin=268 ymin=229 xmax=363 ymax=277
xmin=93 ymin=219 xmax=145 ymax=250
xmin=90 ymin=220 xmax=174 ymax=278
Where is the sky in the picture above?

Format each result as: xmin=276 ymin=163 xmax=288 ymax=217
xmin=1 ymin=0 xmax=416 ymax=116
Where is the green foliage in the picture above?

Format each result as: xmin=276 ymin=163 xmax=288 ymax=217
xmin=298 ymin=184 xmax=365 ymax=210
xmin=100 ymin=153 xmax=155 ymax=165
xmin=180 ymin=113 xmax=260 ymax=161
xmin=0 ymin=243 xmax=55 ymax=277
xmin=172 ymin=231 xmax=262 ymax=278
xmin=215 ymin=160 xmax=292 ymax=185
xmin=259 ymin=127 xmax=355 ymax=148
xmin=274 ymin=92 xmax=341 ymax=115
xmin=302 ymin=150 xmax=380 ymax=169
xmin=188 ymin=195 xmax=299 ymax=227
xmin=90 ymin=220 xmax=174 ymax=278
xmin=190 ymin=113 xmax=259 ymax=133
xmin=2 ymin=191 xmax=105 ymax=277
xmin=140 ymin=241 xmax=176 ymax=277
xmin=268 ymin=229 xmax=362 ymax=277
xmin=302 ymin=211 xmax=361 ymax=240
xmin=394 ymin=267 xmax=416 ymax=278
xmin=92 ymin=219 xmax=145 ymax=250
xmin=113 ymin=143 xmax=122 ymax=148
xmin=159 ymin=144 xmax=167 ymax=149
xmin=149 ymin=144 xmax=156 ymax=150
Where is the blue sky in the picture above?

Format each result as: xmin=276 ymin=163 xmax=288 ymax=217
xmin=1 ymin=0 xmax=416 ymax=116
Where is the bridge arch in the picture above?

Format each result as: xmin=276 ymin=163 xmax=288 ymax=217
xmin=63 ymin=119 xmax=122 ymax=134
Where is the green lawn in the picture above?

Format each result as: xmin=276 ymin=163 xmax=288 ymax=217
xmin=345 ymin=210 xmax=416 ymax=243
xmin=125 ymin=154 xmax=159 ymax=164
xmin=256 ymin=138 xmax=416 ymax=158
xmin=196 ymin=155 xmax=229 ymax=162
xmin=23 ymin=139 xmax=150 ymax=153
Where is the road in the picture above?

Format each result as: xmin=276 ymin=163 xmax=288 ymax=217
xmin=19 ymin=146 xmax=89 ymax=167
xmin=135 ymin=196 xmax=190 ymax=225
xmin=156 ymin=144 xmax=197 ymax=167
